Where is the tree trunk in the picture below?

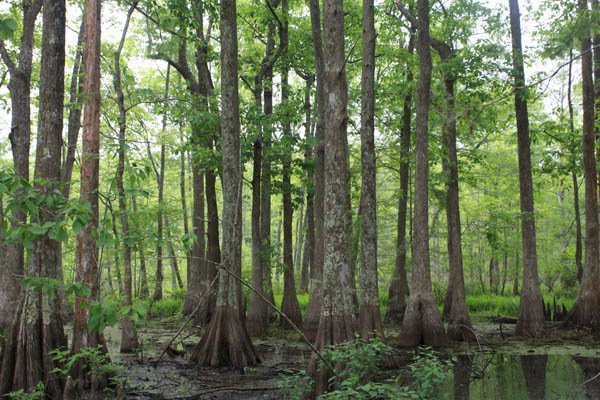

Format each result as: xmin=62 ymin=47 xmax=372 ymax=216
xmin=114 ymin=3 xmax=139 ymax=353
xmin=0 ymin=0 xmax=67 ymax=395
xmin=190 ymin=0 xmax=258 ymax=367
xmin=565 ymin=0 xmax=600 ymax=329
xmin=153 ymin=66 xmax=170 ymax=302
xmin=165 ymin=214 xmax=183 ymax=289
xmin=280 ymin=0 xmax=303 ymax=329
xmin=309 ymin=0 xmax=357 ymax=394
xmin=61 ymin=17 xmax=85 ymax=199
xmin=109 ymin=198 xmax=124 ymax=294
xmin=567 ymin=48 xmax=583 ymax=284
xmin=431 ymin=39 xmax=474 ymax=341
xmin=358 ymin=0 xmax=383 ymax=340
xmin=180 ymin=131 xmax=194 ymax=301
xmin=509 ymin=0 xmax=545 ymax=337
xmin=300 ymin=77 xmax=315 ymax=294
xmin=0 ymin=0 xmax=41 ymax=333
xmin=400 ymin=0 xmax=447 ymax=347
xmin=293 ymin=200 xmax=305 ymax=273
xmin=303 ymin=0 xmax=326 ymax=342
xmin=71 ymin=0 xmax=108 ymax=386
xmin=385 ymin=32 xmax=414 ymax=326
xmin=246 ymin=16 xmax=280 ymax=336
xmin=132 ymin=196 xmax=149 ymax=299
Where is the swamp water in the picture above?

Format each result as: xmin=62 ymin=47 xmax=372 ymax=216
xmin=447 ymin=352 xmax=600 ymax=399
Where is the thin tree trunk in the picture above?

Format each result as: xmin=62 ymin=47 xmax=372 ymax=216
xmin=114 ymin=3 xmax=139 ymax=353
xmin=0 ymin=0 xmax=42 ymax=332
xmin=567 ymin=48 xmax=583 ymax=284
xmin=300 ymin=77 xmax=315 ymax=294
xmin=293 ymin=200 xmax=305 ymax=272
xmin=109 ymin=198 xmax=123 ymax=294
xmin=430 ymin=38 xmax=474 ymax=341
xmin=565 ymin=0 xmax=600 ymax=329
xmin=0 ymin=0 xmax=67 ymax=394
xmin=303 ymin=0 xmax=326 ymax=342
xmin=132 ymin=196 xmax=149 ymax=299
xmin=385 ymin=32 xmax=414 ymax=326
xmin=400 ymin=0 xmax=447 ymax=347
xmin=509 ymin=0 xmax=545 ymax=336
xmin=190 ymin=0 xmax=258 ymax=367
xmin=280 ymin=0 xmax=303 ymax=329
xmin=165 ymin=214 xmax=184 ymax=289
xmin=62 ymin=18 xmax=85 ymax=199
xmin=180 ymin=130 xmax=193 ymax=296
xmin=247 ymin=15 xmax=281 ymax=335
xmin=153 ymin=65 xmax=170 ymax=301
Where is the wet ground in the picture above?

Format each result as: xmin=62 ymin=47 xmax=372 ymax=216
xmin=104 ymin=319 xmax=600 ymax=399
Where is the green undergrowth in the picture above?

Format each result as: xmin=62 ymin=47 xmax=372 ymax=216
xmin=466 ymin=294 xmax=574 ymax=318
xmin=280 ymin=341 xmax=453 ymax=400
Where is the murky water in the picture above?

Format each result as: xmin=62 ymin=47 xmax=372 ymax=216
xmin=450 ymin=353 xmax=600 ymax=400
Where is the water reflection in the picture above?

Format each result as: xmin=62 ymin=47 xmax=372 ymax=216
xmin=450 ymin=353 xmax=598 ymax=399
xmin=574 ymin=356 xmax=600 ymax=399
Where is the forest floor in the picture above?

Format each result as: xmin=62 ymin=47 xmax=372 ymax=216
xmin=100 ymin=317 xmax=600 ymax=399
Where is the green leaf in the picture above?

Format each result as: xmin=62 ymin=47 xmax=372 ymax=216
xmin=0 ymin=17 xmax=17 ymax=40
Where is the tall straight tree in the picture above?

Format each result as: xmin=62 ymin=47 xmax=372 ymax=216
xmin=246 ymin=11 xmax=282 ymax=336
xmin=303 ymin=0 xmax=326 ymax=343
xmin=71 ymin=0 xmax=106 ymax=384
xmin=280 ymin=0 xmax=303 ymax=329
xmin=310 ymin=0 xmax=357 ymax=393
xmin=190 ymin=0 xmax=259 ymax=368
xmin=152 ymin=65 xmax=171 ymax=302
xmin=0 ymin=0 xmax=68 ymax=395
xmin=385 ymin=32 xmax=414 ymax=326
xmin=565 ymin=0 xmax=600 ymax=329
xmin=0 ymin=0 xmax=41 ymax=331
xmin=508 ymin=0 xmax=544 ymax=336
xmin=358 ymin=0 xmax=383 ymax=339
xmin=428 ymin=37 xmax=474 ymax=341
xmin=114 ymin=3 xmax=139 ymax=352
xmin=400 ymin=0 xmax=447 ymax=347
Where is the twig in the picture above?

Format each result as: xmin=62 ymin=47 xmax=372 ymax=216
xmin=459 ymin=324 xmax=483 ymax=352
xmin=582 ymin=371 xmax=600 ymax=386
xmin=154 ymin=274 xmax=219 ymax=366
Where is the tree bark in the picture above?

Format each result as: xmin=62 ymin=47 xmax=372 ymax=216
xmin=509 ymin=0 xmax=545 ymax=336
xmin=0 ymin=0 xmax=67 ymax=395
xmin=309 ymin=0 xmax=357 ymax=393
xmin=71 ymin=0 xmax=108 ymax=386
xmin=0 ymin=0 xmax=41 ymax=333
xmin=400 ymin=0 xmax=447 ymax=347
xmin=114 ymin=3 xmax=139 ymax=353
xmin=247 ymin=14 xmax=281 ymax=336
xmin=303 ymin=0 xmax=326 ymax=342
xmin=190 ymin=0 xmax=258 ymax=368
xmin=280 ymin=0 xmax=303 ymax=329
xmin=300 ymin=77 xmax=315 ymax=294
xmin=567 ymin=48 xmax=583 ymax=284
xmin=61 ymin=17 xmax=85 ymax=200
xmin=565 ymin=0 xmax=600 ymax=329
xmin=153 ymin=66 xmax=170 ymax=302
xmin=180 ymin=131 xmax=194 ymax=303
xmin=132 ymin=196 xmax=149 ymax=299
xmin=385 ymin=32 xmax=414 ymax=326
xmin=429 ymin=38 xmax=474 ymax=341
xmin=358 ymin=0 xmax=383 ymax=340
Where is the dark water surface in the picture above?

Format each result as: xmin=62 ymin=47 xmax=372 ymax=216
xmin=450 ymin=353 xmax=600 ymax=399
